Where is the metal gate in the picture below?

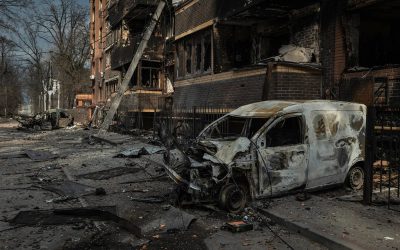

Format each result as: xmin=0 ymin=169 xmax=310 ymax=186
xmin=364 ymin=106 xmax=400 ymax=211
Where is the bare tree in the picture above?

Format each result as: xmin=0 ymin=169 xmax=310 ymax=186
xmin=12 ymin=18 xmax=47 ymax=113
xmin=0 ymin=37 xmax=21 ymax=116
xmin=0 ymin=0 xmax=31 ymax=31
xmin=35 ymin=0 xmax=90 ymax=108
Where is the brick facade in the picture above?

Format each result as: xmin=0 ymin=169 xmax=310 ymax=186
xmin=174 ymin=68 xmax=266 ymax=108
xmin=341 ymin=67 xmax=400 ymax=105
xmin=266 ymin=63 xmax=322 ymax=100
xmin=173 ymin=62 xmax=322 ymax=109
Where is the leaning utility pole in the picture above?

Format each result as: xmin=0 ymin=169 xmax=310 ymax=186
xmin=98 ymin=0 xmax=166 ymax=135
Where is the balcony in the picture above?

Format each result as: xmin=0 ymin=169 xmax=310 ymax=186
xmin=110 ymin=35 xmax=164 ymax=70
xmin=108 ymin=0 xmax=159 ymax=27
xmin=111 ymin=43 xmax=136 ymax=69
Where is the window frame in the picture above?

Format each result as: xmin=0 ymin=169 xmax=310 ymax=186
xmin=257 ymin=113 xmax=305 ymax=149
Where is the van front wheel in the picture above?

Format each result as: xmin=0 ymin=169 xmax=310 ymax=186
xmin=219 ymin=183 xmax=247 ymax=213
xmin=346 ymin=165 xmax=365 ymax=190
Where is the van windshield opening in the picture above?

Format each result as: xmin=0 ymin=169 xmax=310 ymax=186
xmin=201 ymin=115 xmax=268 ymax=139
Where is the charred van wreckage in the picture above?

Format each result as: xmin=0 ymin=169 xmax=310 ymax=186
xmin=160 ymin=101 xmax=367 ymax=213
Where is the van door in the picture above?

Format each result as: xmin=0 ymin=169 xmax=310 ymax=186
xmin=256 ymin=114 xmax=309 ymax=196
xmin=306 ymin=111 xmax=343 ymax=188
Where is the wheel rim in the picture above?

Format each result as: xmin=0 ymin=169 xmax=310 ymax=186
xmin=350 ymin=167 xmax=364 ymax=189
xmin=220 ymin=184 xmax=247 ymax=213
xmin=229 ymin=189 xmax=244 ymax=210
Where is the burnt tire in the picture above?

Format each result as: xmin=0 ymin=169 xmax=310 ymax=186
xmin=346 ymin=165 xmax=365 ymax=190
xmin=219 ymin=184 xmax=247 ymax=213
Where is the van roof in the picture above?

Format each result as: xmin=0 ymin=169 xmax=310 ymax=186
xmin=229 ymin=100 xmax=364 ymax=118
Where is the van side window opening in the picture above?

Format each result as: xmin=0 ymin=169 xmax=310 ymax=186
xmin=266 ymin=116 xmax=303 ymax=147
xmin=249 ymin=118 xmax=269 ymax=137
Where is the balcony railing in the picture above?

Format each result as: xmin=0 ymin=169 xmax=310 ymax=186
xmin=108 ymin=0 xmax=159 ymax=27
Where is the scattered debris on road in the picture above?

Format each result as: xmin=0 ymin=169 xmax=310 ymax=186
xmin=77 ymin=167 xmax=141 ymax=180
xmin=24 ymin=149 xmax=59 ymax=161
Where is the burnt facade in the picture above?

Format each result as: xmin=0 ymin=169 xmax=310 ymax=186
xmin=334 ymin=0 xmax=400 ymax=106
xmin=172 ymin=0 xmax=323 ymax=109
xmin=172 ymin=0 xmax=400 ymax=109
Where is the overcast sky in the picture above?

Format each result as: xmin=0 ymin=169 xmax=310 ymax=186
xmin=77 ymin=0 xmax=89 ymax=7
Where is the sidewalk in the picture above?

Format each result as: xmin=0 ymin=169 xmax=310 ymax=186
xmin=260 ymin=194 xmax=400 ymax=250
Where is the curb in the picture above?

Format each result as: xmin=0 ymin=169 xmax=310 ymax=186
xmin=257 ymin=208 xmax=364 ymax=250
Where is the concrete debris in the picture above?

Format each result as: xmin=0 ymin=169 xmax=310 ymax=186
xmin=35 ymin=180 xmax=96 ymax=197
xmin=273 ymin=45 xmax=314 ymax=63
xmin=77 ymin=167 xmax=141 ymax=180
xmin=9 ymin=206 xmax=117 ymax=226
xmin=92 ymin=133 xmax=132 ymax=145
xmin=24 ymin=149 xmax=59 ymax=161
xmin=116 ymin=146 xmax=165 ymax=158
xmin=11 ymin=207 xmax=142 ymax=238
xmin=129 ymin=195 xmax=165 ymax=204
xmin=140 ymin=207 xmax=196 ymax=234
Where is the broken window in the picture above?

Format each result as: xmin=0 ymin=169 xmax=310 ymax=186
xmin=203 ymin=32 xmax=212 ymax=72
xmin=358 ymin=10 xmax=400 ymax=67
xmin=202 ymin=116 xmax=268 ymax=139
xmin=141 ymin=61 xmax=161 ymax=89
xmin=266 ymin=116 xmax=303 ymax=147
xmin=249 ymin=118 xmax=269 ymax=137
xmin=185 ymin=41 xmax=192 ymax=74
xmin=175 ymin=29 xmax=213 ymax=78
xmin=208 ymin=116 xmax=247 ymax=139
xmin=195 ymin=40 xmax=202 ymax=72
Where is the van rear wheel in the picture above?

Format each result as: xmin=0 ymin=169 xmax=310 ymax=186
xmin=346 ymin=165 xmax=365 ymax=190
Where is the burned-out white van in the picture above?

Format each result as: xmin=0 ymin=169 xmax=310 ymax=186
xmin=163 ymin=100 xmax=366 ymax=213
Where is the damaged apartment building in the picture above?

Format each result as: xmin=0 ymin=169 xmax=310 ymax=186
xmin=90 ymin=0 xmax=173 ymax=128
xmin=90 ymin=0 xmax=400 ymax=128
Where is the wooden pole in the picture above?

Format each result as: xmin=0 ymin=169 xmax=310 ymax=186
xmin=98 ymin=1 xmax=166 ymax=135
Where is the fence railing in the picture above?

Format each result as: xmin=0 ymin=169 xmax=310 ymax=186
xmin=111 ymin=106 xmax=231 ymax=139
xmin=157 ymin=106 xmax=231 ymax=140
xmin=364 ymin=106 xmax=400 ymax=211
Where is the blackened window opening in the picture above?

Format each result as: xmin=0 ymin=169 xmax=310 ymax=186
xmin=359 ymin=12 xmax=400 ymax=67
xmin=266 ymin=116 xmax=303 ymax=147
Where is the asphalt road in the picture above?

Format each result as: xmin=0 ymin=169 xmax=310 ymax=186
xmin=0 ymin=119 xmax=325 ymax=250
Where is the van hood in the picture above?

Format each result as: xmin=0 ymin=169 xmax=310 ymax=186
xmin=198 ymin=137 xmax=251 ymax=164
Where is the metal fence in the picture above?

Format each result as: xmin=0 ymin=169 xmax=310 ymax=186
xmin=110 ymin=106 xmax=231 ymax=139
xmin=364 ymin=106 xmax=400 ymax=211
xmin=157 ymin=106 xmax=231 ymax=139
